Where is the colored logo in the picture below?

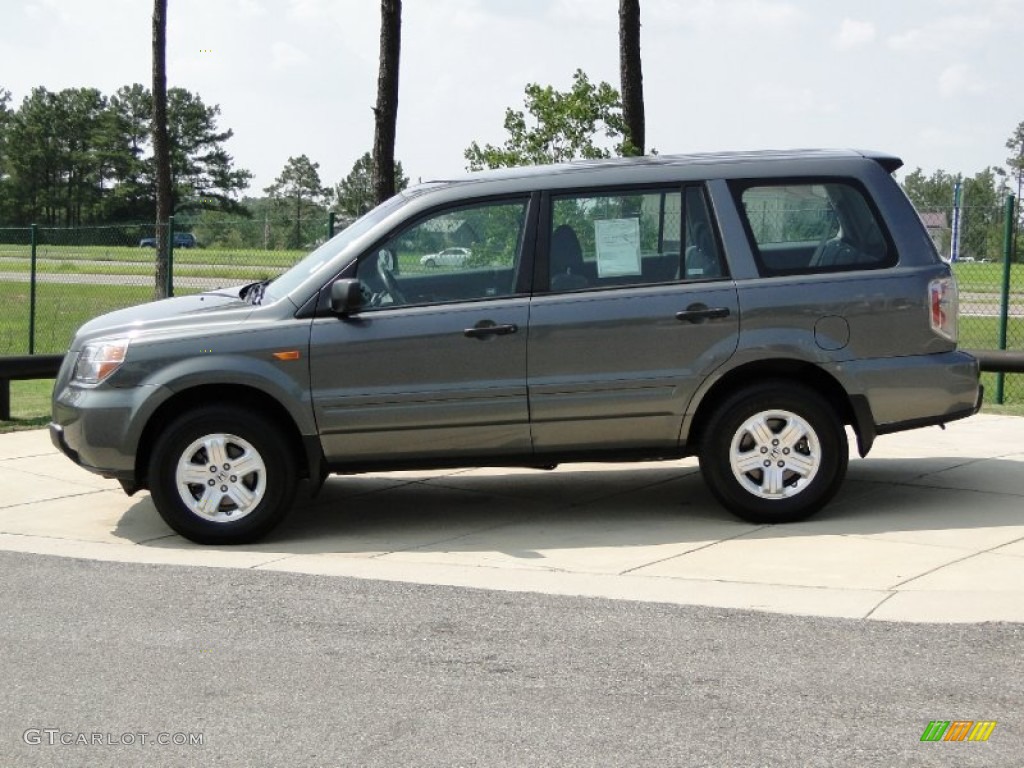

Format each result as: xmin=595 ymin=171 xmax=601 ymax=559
xmin=920 ymin=721 xmax=997 ymax=742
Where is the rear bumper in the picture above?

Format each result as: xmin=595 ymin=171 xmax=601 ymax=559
xmin=841 ymin=350 xmax=981 ymax=451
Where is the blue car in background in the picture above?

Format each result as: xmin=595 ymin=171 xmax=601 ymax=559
xmin=139 ymin=232 xmax=198 ymax=248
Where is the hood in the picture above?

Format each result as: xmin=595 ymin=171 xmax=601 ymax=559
xmin=74 ymin=285 xmax=258 ymax=343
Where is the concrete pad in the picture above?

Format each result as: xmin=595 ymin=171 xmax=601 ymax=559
xmin=903 ymin=455 xmax=1024 ymax=495
xmin=379 ymin=513 xmax=755 ymax=575
xmin=991 ymin=539 xmax=1024 ymax=558
xmin=629 ymin=528 xmax=970 ymax=590
xmin=3 ymin=452 xmax=119 ymax=490
xmin=810 ymin=485 xmax=1024 ymax=552
xmin=895 ymin=552 xmax=1024 ymax=592
xmin=0 ymin=491 xmax=172 ymax=543
xmin=0 ymin=428 xmax=54 ymax=460
xmin=869 ymin=591 xmax=1024 ymax=623
xmin=0 ymin=466 xmax=104 ymax=507
xmin=237 ymin=480 xmax=550 ymax=557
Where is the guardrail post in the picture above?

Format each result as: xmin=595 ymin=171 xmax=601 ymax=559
xmin=996 ymin=194 xmax=1015 ymax=404
xmin=328 ymin=211 xmax=336 ymax=240
xmin=29 ymin=224 xmax=38 ymax=354
xmin=166 ymin=215 xmax=175 ymax=298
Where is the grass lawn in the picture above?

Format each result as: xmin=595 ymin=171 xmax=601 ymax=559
xmin=951 ymin=261 xmax=1024 ymax=295
xmin=0 ymin=379 xmax=52 ymax=433
xmin=0 ymin=281 xmax=154 ymax=355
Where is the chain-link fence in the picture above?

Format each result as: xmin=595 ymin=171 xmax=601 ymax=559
xmin=918 ymin=196 xmax=1022 ymax=403
xmin=0 ymin=217 xmax=331 ymax=356
xmin=2 ymin=203 xmax=1022 ymax=400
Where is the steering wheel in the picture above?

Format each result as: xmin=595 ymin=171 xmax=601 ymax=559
xmin=374 ymin=250 xmax=406 ymax=305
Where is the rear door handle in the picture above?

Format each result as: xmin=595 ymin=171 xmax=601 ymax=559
xmin=464 ymin=322 xmax=519 ymax=339
xmin=675 ymin=305 xmax=731 ymax=323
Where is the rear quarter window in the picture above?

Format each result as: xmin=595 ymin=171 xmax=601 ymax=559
xmin=733 ymin=180 xmax=895 ymax=276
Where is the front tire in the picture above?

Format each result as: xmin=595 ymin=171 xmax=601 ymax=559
xmin=148 ymin=406 xmax=297 ymax=544
xmin=699 ymin=382 xmax=848 ymax=524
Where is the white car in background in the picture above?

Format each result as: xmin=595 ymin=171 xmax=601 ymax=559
xmin=420 ymin=247 xmax=471 ymax=268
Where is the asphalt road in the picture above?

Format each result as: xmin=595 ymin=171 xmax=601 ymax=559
xmin=1 ymin=551 xmax=1020 ymax=767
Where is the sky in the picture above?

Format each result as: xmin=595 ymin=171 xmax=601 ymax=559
xmin=2 ymin=0 xmax=1022 ymax=195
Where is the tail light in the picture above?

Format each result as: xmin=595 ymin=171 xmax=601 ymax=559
xmin=929 ymin=276 xmax=958 ymax=342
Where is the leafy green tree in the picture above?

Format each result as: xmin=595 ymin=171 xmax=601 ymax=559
xmin=902 ymin=167 xmax=959 ymax=214
xmin=0 ymin=83 xmax=250 ymax=227
xmin=0 ymin=88 xmax=105 ymax=225
xmin=165 ymin=88 xmax=252 ymax=215
xmin=265 ymin=154 xmax=329 ymax=248
xmin=103 ymin=83 xmax=154 ymax=220
xmin=334 ymin=151 xmax=408 ymax=219
xmin=961 ymin=167 xmax=1010 ymax=261
xmin=1006 ymin=121 xmax=1024 ymax=196
xmin=1006 ymin=120 xmax=1024 ymax=258
xmin=901 ymin=167 xmax=1010 ymax=260
xmin=465 ymin=69 xmax=627 ymax=171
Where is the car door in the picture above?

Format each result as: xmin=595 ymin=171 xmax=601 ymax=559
xmin=527 ymin=185 xmax=739 ymax=452
xmin=309 ymin=197 xmax=534 ymax=464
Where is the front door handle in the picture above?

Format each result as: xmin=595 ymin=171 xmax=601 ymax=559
xmin=675 ymin=305 xmax=731 ymax=323
xmin=464 ymin=322 xmax=519 ymax=339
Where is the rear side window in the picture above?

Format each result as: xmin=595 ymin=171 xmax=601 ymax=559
xmin=546 ymin=186 xmax=726 ymax=292
xmin=736 ymin=181 xmax=894 ymax=275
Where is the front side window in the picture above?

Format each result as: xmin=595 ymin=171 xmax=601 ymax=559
xmin=547 ymin=186 xmax=724 ymax=292
xmin=737 ymin=181 xmax=893 ymax=275
xmin=355 ymin=199 xmax=528 ymax=308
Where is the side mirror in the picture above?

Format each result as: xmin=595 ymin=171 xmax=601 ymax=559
xmin=330 ymin=279 xmax=365 ymax=315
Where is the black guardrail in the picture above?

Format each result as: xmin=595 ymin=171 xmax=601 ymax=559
xmin=964 ymin=349 xmax=1024 ymax=373
xmin=0 ymin=354 xmax=63 ymax=420
xmin=1 ymin=349 xmax=1023 ymax=422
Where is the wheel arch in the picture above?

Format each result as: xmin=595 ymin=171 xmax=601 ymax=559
xmin=134 ymin=384 xmax=321 ymax=491
xmin=686 ymin=359 xmax=875 ymax=457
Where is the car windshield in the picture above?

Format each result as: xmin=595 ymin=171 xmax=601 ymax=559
xmin=261 ymin=193 xmax=410 ymax=304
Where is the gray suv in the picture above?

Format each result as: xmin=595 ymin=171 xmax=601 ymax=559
xmin=50 ymin=150 xmax=982 ymax=544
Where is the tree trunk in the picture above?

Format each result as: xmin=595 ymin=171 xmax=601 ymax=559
xmin=152 ymin=0 xmax=172 ymax=298
xmin=372 ymin=0 xmax=402 ymax=205
xmin=619 ymin=0 xmax=645 ymax=156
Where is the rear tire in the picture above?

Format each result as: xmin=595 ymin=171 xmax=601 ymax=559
xmin=148 ymin=406 xmax=297 ymax=544
xmin=699 ymin=381 xmax=847 ymax=524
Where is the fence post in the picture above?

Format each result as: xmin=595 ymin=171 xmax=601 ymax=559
xmin=996 ymin=193 xmax=1015 ymax=404
xmin=328 ymin=211 xmax=336 ymax=240
xmin=166 ymin=215 xmax=175 ymax=298
xmin=29 ymin=224 xmax=38 ymax=354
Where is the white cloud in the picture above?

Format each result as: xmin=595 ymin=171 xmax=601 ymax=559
xmin=235 ymin=0 xmax=267 ymax=17
xmin=833 ymin=19 xmax=876 ymax=51
xmin=645 ymin=0 xmax=803 ymax=30
xmin=888 ymin=15 xmax=993 ymax=53
xmin=937 ymin=64 xmax=988 ymax=98
xmin=271 ymin=41 xmax=311 ymax=70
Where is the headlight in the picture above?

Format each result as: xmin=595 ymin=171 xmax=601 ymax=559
xmin=73 ymin=337 xmax=130 ymax=385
